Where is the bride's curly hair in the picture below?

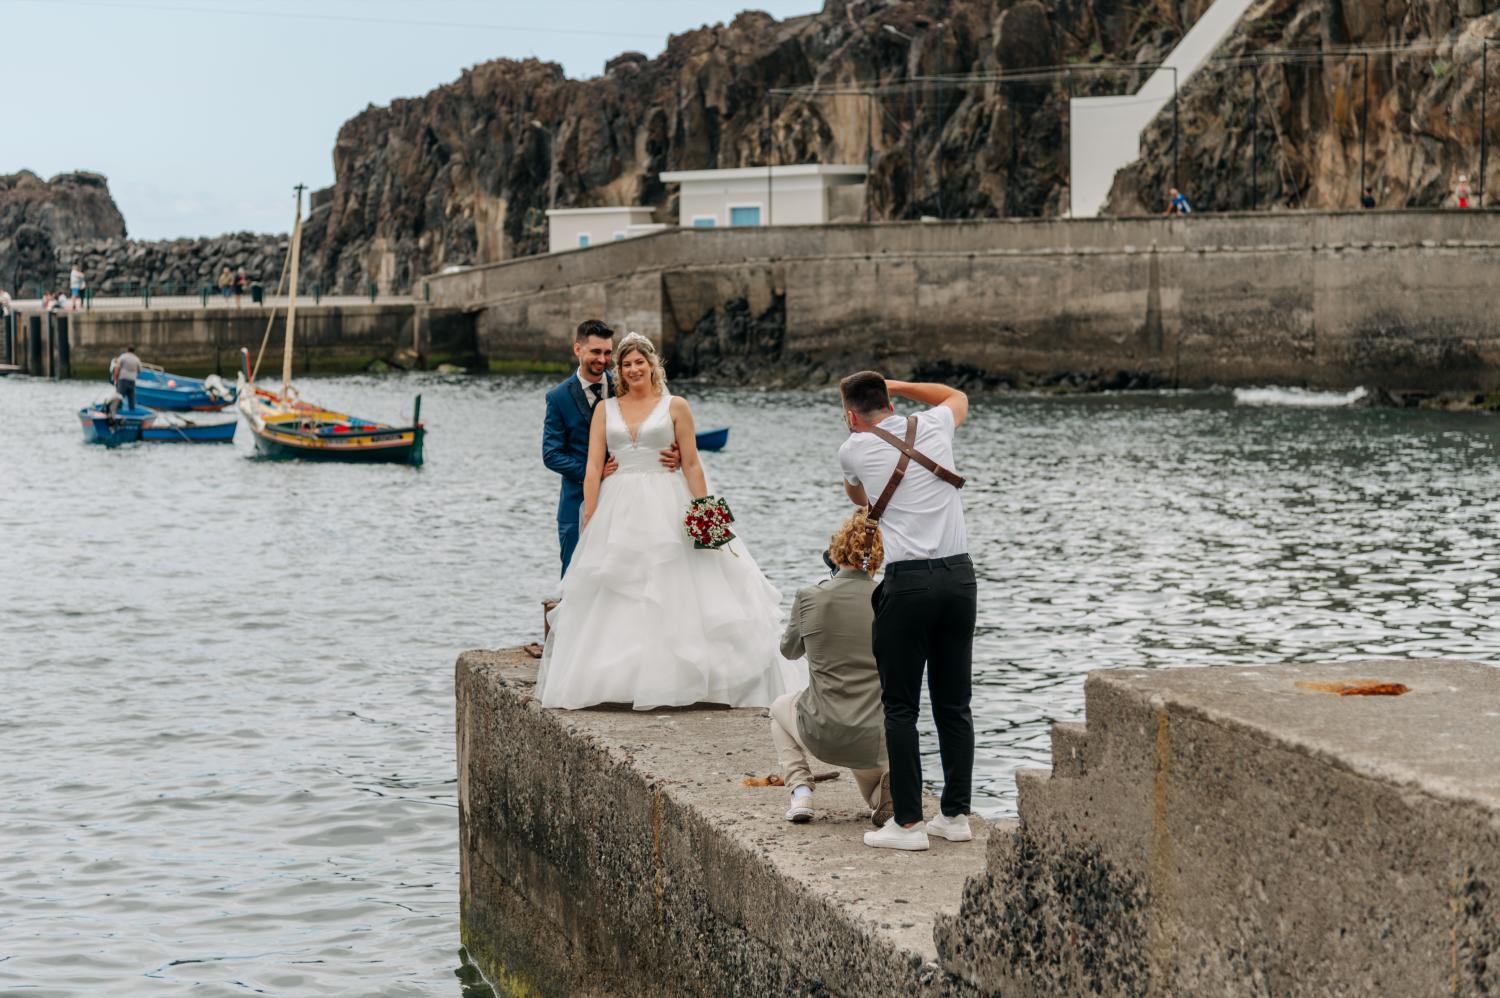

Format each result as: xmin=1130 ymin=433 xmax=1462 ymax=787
xmin=613 ymin=332 xmax=669 ymax=398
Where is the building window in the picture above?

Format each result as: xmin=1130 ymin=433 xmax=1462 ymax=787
xmin=578 ymin=234 xmax=590 ymax=247
xmin=613 ymin=232 xmax=626 ymax=241
xmin=729 ymin=205 xmax=762 ymax=226
xmin=691 ymin=216 xmax=716 ymax=228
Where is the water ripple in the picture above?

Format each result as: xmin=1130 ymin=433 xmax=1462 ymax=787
xmin=2 ymin=376 xmax=1497 ymax=993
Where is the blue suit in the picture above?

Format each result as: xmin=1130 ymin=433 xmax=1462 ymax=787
xmin=543 ymin=374 xmax=608 ymax=575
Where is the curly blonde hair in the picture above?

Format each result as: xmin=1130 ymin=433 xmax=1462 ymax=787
xmin=613 ymin=332 xmax=669 ymax=398
xmin=828 ymin=510 xmax=884 ymax=572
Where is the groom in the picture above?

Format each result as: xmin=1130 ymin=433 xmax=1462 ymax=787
xmin=542 ymin=319 xmax=679 ymax=576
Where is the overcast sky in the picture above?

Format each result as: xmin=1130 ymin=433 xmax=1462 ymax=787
xmin=3 ymin=0 xmax=819 ymax=239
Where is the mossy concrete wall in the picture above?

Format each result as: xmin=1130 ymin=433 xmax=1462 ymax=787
xmin=60 ymin=303 xmax=425 ymax=377
xmin=424 ymin=212 xmax=1500 ymax=391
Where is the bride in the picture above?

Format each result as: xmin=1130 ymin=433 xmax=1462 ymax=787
xmin=537 ymin=333 xmax=796 ymax=709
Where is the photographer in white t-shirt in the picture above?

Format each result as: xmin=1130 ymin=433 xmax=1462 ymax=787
xmin=837 ymin=372 xmax=976 ymax=852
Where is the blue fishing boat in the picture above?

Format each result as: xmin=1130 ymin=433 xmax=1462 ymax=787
xmin=695 ymin=426 xmax=730 ymax=451
xmin=78 ymin=405 xmax=237 ymax=446
xmin=133 ymin=368 xmax=237 ymax=411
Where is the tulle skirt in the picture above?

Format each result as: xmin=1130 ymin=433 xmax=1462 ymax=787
xmin=538 ymin=471 xmax=801 ymax=709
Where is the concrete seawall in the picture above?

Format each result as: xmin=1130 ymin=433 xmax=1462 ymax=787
xmin=459 ymin=650 xmax=1500 ymax=996
xmin=424 ymin=212 xmax=1500 ymax=392
xmin=6 ymin=302 xmax=484 ymax=378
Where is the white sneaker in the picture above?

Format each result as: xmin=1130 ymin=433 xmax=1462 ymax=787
xmin=863 ymin=817 xmax=929 ymax=851
xmin=926 ymin=813 xmax=973 ymax=842
xmin=784 ymin=788 xmax=813 ymax=823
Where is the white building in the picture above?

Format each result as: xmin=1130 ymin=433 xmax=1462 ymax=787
xmin=659 ymin=164 xmax=868 ymax=228
xmin=545 ymin=206 xmax=668 ymax=254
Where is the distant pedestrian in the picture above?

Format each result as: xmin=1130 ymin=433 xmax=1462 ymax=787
xmin=1165 ymin=187 xmax=1192 ymax=216
xmin=1455 ymin=175 xmax=1472 ymax=208
xmin=218 ymin=266 xmax=233 ymax=302
xmin=1360 ymin=187 xmax=1376 ymax=209
xmin=234 ymin=267 xmax=247 ymax=308
xmin=0 ymin=290 xmax=11 ymax=317
xmin=112 ymin=344 xmax=142 ymax=410
xmin=70 ymin=263 xmax=86 ymax=306
xmin=42 ymin=291 xmax=59 ymax=312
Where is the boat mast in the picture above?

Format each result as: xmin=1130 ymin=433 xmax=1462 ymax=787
xmin=281 ymin=184 xmax=306 ymax=400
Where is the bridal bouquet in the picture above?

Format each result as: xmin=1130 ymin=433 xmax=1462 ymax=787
xmin=684 ymin=496 xmax=737 ymax=551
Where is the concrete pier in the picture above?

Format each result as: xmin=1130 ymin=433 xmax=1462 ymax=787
xmin=459 ymin=651 xmax=1500 ymax=996
xmin=457 ymin=649 xmax=995 ymax=996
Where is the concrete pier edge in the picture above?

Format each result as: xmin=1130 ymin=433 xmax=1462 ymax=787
xmin=459 ymin=650 xmax=1500 ymax=995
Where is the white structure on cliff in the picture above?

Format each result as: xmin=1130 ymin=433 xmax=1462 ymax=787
xmin=1069 ymin=0 xmax=1257 ymax=217
xmin=660 ymin=164 xmax=868 ymax=228
xmin=545 ymin=207 xmax=668 ymax=254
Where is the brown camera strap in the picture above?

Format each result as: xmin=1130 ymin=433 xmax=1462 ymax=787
xmin=867 ymin=418 xmax=967 ymax=490
xmin=867 ymin=416 xmax=919 ymax=526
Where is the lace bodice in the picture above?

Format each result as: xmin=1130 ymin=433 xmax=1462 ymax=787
xmin=605 ymin=395 xmax=674 ymax=473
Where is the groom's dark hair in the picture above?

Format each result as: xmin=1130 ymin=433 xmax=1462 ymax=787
xmin=840 ymin=371 xmax=890 ymax=417
xmin=575 ymin=319 xmax=614 ymax=343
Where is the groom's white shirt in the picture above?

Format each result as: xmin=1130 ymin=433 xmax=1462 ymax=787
xmin=839 ymin=406 xmax=967 ymax=565
xmin=576 ymin=369 xmax=603 ymax=407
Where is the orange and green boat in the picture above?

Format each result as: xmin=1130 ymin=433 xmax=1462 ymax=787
xmin=235 ymin=186 xmax=425 ymax=466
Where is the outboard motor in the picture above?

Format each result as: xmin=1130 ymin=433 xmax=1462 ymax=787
xmin=203 ymin=373 xmax=233 ymax=403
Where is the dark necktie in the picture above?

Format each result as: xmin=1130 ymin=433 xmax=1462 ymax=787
xmin=588 ymin=382 xmax=602 ymax=406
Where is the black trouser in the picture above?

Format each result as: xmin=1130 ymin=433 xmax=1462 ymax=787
xmin=117 ymin=378 xmax=136 ymax=410
xmin=872 ymin=554 xmax=976 ymax=826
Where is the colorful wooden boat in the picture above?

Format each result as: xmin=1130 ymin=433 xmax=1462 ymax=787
xmin=238 ymin=381 xmax=424 ymax=464
xmin=695 ymin=426 xmax=730 ymax=451
xmin=234 ymin=186 xmax=425 ymax=466
xmin=133 ymin=368 xmax=236 ymax=410
xmin=78 ymin=406 xmax=237 ymax=445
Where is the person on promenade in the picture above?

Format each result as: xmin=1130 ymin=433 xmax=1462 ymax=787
xmin=218 ymin=266 xmax=233 ymax=303
xmin=1165 ymin=187 xmax=1192 ymax=215
xmin=771 ymin=512 xmax=892 ymax=825
xmin=111 ymin=344 xmax=141 ymax=410
xmin=234 ymin=267 xmax=247 ymax=308
xmin=70 ymin=264 xmax=86 ymax=307
xmin=537 ymin=332 xmax=796 ymax=709
xmin=1360 ymin=187 xmax=1376 ymax=209
xmin=1455 ymin=174 xmax=1473 ymax=208
xmin=542 ymin=319 xmax=679 ymax=577
xmin=837 ymin=372 xmax=975 ymax=852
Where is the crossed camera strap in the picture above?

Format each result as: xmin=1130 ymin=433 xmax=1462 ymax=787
xmin=862 ymin=415 xmax=965 ymax=565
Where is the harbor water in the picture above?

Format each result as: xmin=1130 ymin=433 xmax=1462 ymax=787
xmin=4 ymin=373 xmax=1499 ymax=995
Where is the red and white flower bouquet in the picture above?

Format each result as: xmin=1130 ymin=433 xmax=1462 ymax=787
xmin=684 ymin=495 xmax=737 ymax=551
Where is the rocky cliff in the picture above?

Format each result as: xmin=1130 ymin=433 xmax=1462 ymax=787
xmin=1 ymin=171 xmax=126 ymax=292
xmin=11 ymin=0 xmax=1498 ymax=296
xmin=300 ymin=0 xmax=1182 ymax=292
xmin=1107 ymin=0 xmax=1500 ymax=211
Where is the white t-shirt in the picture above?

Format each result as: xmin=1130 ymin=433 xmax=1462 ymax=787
xmin=838 ymin=406 xmax=967 ymax=564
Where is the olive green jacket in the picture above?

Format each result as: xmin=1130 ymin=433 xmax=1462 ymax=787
xmin=780 ymin=568 xmax=886 ymax=771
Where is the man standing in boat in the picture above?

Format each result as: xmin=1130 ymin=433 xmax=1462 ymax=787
xmin=542 ymin=319 xmax=679 ymax=577
xmin=111 ymin=344 xmax=141 ymax=410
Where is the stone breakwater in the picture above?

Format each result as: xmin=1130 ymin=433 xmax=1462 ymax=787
xmin=458 ymin=649 xmax=1500 ymax=996
xmin=51 ymin=233 xmax=289 ymax=298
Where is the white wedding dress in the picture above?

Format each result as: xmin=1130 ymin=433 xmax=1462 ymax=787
xmin=537 ymin=394 xmax=799 ymax=709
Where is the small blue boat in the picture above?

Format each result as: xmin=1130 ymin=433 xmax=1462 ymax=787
xmin=132 ymin=368 xmax=237 ymax=411
xmin=78 ymin=406 xmax=237 ymax=446
xmin=696 ymin=427 xmax=730 ymax=451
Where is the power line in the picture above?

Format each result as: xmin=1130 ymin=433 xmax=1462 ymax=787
xmin=2 ymin=0 xmax=666 ymax=39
